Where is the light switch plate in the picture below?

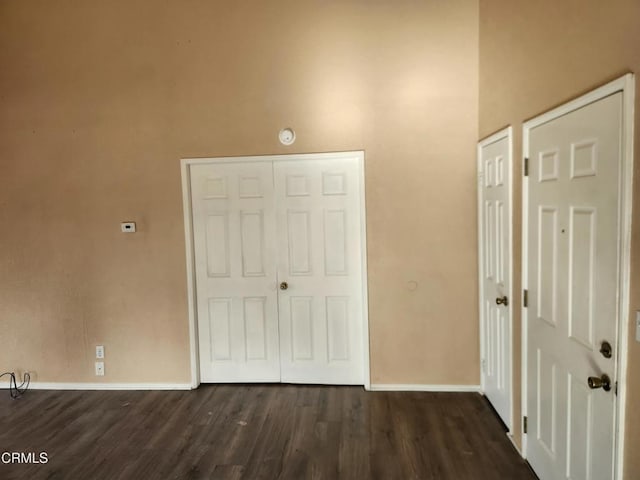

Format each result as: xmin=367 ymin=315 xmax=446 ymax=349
xmin=96 ymin=345 xmax=104 ymax=359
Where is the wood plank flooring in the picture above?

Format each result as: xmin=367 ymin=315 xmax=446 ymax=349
xmin=0 ymin=385 xmax=537 ymax=479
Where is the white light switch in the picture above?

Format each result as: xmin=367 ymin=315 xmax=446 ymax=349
xmin=121 ymin=222 xmax=136 ymax=233
xmin=636 ymin=311 xmax=640 ymax=342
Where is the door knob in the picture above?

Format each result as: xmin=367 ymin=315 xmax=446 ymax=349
xmin=587 ymin=374 xmax=611 ymax=391
xmin=599 ymin=340 xmax=612 ymax=359
xmin=279 ymin=282 xmax=288 ymax=291
xmin=496 ymin=296 xmax=508 ymax=306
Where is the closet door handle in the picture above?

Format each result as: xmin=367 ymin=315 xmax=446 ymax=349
xmin=279 ymin=282 xmax=289 ymax=291
xmin=588 ymin=374 xmax=611 ymax=392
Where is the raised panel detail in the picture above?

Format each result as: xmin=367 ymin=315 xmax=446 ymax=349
xmin=538 ymin=149 xmax=559 ymax=182
xmin=288 ymin=210 xmax=312 ymax=275
xmin=497 ymin=307 xmax=504 ymax=390
xmin=209 ymin=298 xmax=232 ymax=361
xmin=490 ymin=305 xmax=497 ymax=378
xmin=206 ymin=213 xmax=230 ymax=277
xmin=322 ymin=172 xmax=347 ymax=195
xmin=240 ymin=211 xmax=265 ymax=277
xmin=291 ymin=297 xmax=313 ymax=360
xmin=485 ymin=200 xmax=495 ymax=280
xmin=239 ymin=176 xmax=263 ymax=198
xmin=495 ymin=155 xmax=504 ymax=186
xmin=485 ymin=159 xmax=494 ymax=187
xmin=326 ymin=297 xmax=349 ymax=361
xmin=537 ymin=348 xmax=557 ymax=456
xmin=568 ymin=208 xmax=595 ymax=348
xmin=244 ymin=297 xmax=267 ymax=360
xmin=286 ymin=175 xmax=310 ymax=197
xmin=567 ymin=373 xmax=592 ymax=480
xmin=496 ymin=201 xmax=504 ymax=284
xmin=571 ymin=139 xmax=597 ymax=179
xmin=324 ymin=209 xmax=348 ymax=275
xmin=537 ymin=207 xmax=557 ymax=326
xmin=486 ymin=300 xmax=493 ymax=376
xmin=204 ymin=177 xmax=228 ymax=199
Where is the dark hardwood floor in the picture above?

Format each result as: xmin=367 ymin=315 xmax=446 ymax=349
xmin=0 ymin=385 xmax=537 ymax=479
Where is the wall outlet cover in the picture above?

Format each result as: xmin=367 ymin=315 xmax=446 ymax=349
xmin=96 ymin=345 xmax=104 ymax=359
xmin=95 ymin=362 xmax=105 ymax=376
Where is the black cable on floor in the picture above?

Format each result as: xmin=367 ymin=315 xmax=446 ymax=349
xmin=0 ymin=372 xmax=30 ymax=399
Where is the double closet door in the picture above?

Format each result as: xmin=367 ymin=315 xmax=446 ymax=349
xmin=190 ymin=154 xmax=366 ymax=385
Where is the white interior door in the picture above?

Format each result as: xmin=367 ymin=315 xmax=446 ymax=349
xmin=274 ymin=157 xmax=365 ymax=385
xmin=526 ymin=93 xmax=622 ymax=480
xmin=191 ymin=162 xmax=281 ymax=382
xmin=478 ymin=129 xmax=513 ymax=431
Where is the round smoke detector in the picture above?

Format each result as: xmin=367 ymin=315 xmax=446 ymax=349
xmin=278 ymin=127 xmax=296 ymax=146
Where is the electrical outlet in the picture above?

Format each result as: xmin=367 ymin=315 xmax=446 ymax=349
xmin=96 ymin=345 xmax=104 ymax=359
xmin=95 ymin=362 xmax=105 ymax=376
xmin=636 ymin=311 xmax=640 ymax=342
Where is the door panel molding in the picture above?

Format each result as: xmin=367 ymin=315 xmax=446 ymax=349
xmin=181 ymin=151 xmax=371 ymax=390
xmin=522 ymin=73 xmax=634 ymax=480
xmin=478 ymin=126 xmax=514 ymax=432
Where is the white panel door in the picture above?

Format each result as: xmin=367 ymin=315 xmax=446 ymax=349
xmin=191 ymin=162 xmax=280 ymax=382
xmin=479 ymin=131 xmax=512 ymax=431
xmin=527 ymin=93 xmax=621 ymax=480
xmin=274 ymin=157 xmax=365 ymax=384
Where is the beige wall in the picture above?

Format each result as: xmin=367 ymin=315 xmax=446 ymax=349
xmin=0 ymin=1 xmax=480 ymax=386
xmin=479 ymin=0 xmax=640 ymax=476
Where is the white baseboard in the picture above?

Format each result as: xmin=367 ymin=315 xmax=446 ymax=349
xmin=8 ymin=383 xmax=194 ymax=391
xmin=3 ymin=382 xmax=479 ymax=393
xmin=369 ymin=384 xmax=481 ymax=392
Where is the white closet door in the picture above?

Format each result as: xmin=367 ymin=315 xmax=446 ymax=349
xmin=191 ymin=162 xmax=280 ymax=382
xmin=274 ymin=156 xmax=365 ymax=385
xmin=479 ymin=131 xmax=513 ymax=431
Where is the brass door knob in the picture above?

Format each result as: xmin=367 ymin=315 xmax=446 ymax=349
xmin=279 ymin=282 xmax=288 ymax=291
xmin=588 ymin=374 xmax=611 ymax=391
xmin=496 ymin=296 xmax=508 ymax=306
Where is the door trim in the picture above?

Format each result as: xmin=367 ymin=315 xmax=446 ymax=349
xmin=521 ymin=73 xmax=635 ymax=479
xmin=180 ymin=151 xmax=371 ymax=390
xmin=477 ymin=126 xmax=514 ymax=432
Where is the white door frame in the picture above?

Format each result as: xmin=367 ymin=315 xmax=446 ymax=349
xmin=180 ymin=151 xmax=371 ymax=390
xmin=521 ymin=74 xmax=635 ymax=479
xmin=477 ymin=126 xmax=514 ymax=432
